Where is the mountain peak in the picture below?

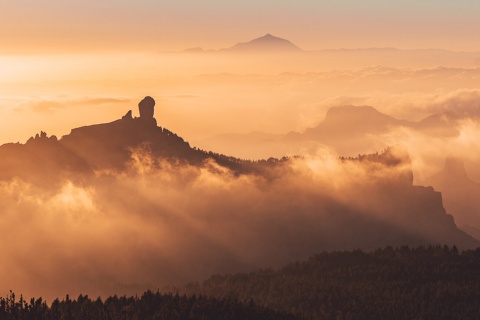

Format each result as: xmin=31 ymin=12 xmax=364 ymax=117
xmin=226 ymin=34 xmax=302 ymax=52
xmin=260 ymin=33 xmax=275 ymax=39
xmin=323 ymin=105 xmax=404 ymax=126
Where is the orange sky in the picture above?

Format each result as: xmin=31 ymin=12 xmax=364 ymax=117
xmin=1 ymin=0 xmax=480 ymax=152
xmin=2 ymin=0 xmax=480 ymax=53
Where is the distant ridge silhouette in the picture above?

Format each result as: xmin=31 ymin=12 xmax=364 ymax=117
xmin=185 ymin=34 xmax=303 ymax=53
xmin=223 ymin=34 xmax=303 ymax=52
xmin=427 ymin=157 xmax=480 ymax=240
xmin=176 ymin=40 xmax=480 ymax=70
xmin=197 ymin=105 xmax=462 ymax=159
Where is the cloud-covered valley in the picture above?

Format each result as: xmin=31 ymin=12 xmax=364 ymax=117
xmin=1 ymin=140 xmax=475 ymax=301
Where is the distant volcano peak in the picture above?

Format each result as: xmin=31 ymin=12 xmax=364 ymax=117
xmin=225 ymin=34 xmax=302 ymax=52
xmin=259 ymin=33 xmax=275 ymax=39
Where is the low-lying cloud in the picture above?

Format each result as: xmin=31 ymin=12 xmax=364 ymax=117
xmin=1 ymin=148 xmax=443 ymax=302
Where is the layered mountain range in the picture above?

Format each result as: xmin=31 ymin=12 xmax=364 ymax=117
xmin=184 ymin=34 xmax=302 ymax=53
xmin=196 ymin=105 xmax=460 ymax=158
xmin=180 ymin=34 xmax=480 ymax=68
xmin=0 ymin=97 xmax=477 ymax=252
xmin=197 ymin=105 xmax=480 ymax=240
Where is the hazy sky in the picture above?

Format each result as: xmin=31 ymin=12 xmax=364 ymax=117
xmin=1 ymin=0 xmax=480 ymax=164
xmin=2 ymin=0 xmax=480 ymax=53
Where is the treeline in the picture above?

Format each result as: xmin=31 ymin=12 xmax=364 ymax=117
xmin=4 ymin=246 xmax=480 ymax=319
xmin=0 ymin=290 xmax=298 ymax=320
xmin=180 ymin=245 xmax=480 ymax=320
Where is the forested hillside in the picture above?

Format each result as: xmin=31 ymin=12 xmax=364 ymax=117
xmin=0 ymin=290 xmax=298 ymax=320
xmin=180 ymin=246 xmax=480 ymax=320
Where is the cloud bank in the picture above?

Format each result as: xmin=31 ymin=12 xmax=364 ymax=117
xmin=1 ymin=146 xmax=463 ymax=302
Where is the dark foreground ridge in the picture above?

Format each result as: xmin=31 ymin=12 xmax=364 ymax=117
xmin=180 ymin=246 xmax=480 ymax=320
xmin=0 ymin=290 xmax=298 ymax=320
xmin=3 ymin=246 xmax=480 ymax=320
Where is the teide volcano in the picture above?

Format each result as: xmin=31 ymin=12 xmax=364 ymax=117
xmin=222 ymin=34 xmax=302 ymax=53
xmin=0 ymin=96 xmax=478 ymax=298
xmin=183 ymin=34 xmax=302 ymax=54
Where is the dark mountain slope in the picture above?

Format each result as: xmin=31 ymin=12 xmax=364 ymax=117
xmin=0 ymin=290 xmax=299 ymax=320
xmin=59 ymin=115 xmax=287 ymax=176
xmin=0 ymin=113 xmax=283 ymax=185
xmin=60 ymin=117 xmax=205 ymax=171
xmin=0 ymin=133 xmax=91 ymax=186
xmin=180 ymin=246 xmax=480 ymax=320
xmin=426 ymin=157 xmax=480 ymax=239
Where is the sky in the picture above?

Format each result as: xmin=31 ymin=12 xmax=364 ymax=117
xmin=1 ymin=0 xmax=480 ymax=153
xmin=2 ymin=0 xmax=480 ymax=53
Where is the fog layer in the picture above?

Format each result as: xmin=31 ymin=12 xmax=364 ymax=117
xmin=1 ymin=145 xmax=473 ymax=301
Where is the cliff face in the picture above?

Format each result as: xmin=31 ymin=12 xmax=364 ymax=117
xmin=328 ymin=148 xmax=479 ymax=249
xmin=372 ymin=185 xmax=477 ymax=249
xmin=426 ymin=157 xmax=480 ymax=240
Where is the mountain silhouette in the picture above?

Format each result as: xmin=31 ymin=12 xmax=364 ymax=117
xmin=181 ymin=34 xmax=302 ymax=54
xmin=0 ymin=97 xmax=284 ymax=186
xmin=57 ymin=114 xmax=275 ymax=177
xmin=197 ymin=105 xmax=461 ymax=158
xmin=0 ymin=133 xmax=91 ymax=186
xmin=426 ymin=157 xmax=480 ymax=240
xmin=302 ymin=105 xmax=411 ymax=138
xmin=176 ymin=38 xmax=480 ymax=69
xmin=222 ymin=34 xmax=302 ymax=53
xmin=0 ymin=97 xmax=478 ymax=250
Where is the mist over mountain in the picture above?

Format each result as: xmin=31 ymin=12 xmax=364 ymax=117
xmin=426 ymin=157 xmax=480 ymax=240
xmin=196 ymin=105 xmax=463 ymax=159
xmin=0 ymin=97 xmax=477 ymax=301
xmin=192 ymin=104 xmax=480 ymax=242
xmin=177 ymin=34 xmax=480 ymax=70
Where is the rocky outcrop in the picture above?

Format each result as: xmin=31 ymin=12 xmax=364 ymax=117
xmin=122 ymin=110 xmax=133 ymax=120
xmin=26 ymin=131 xmax=58 ymax=144
xmin=426 ymin=157 xmax=480 ymax=240
xmin=138 ymin=96 xmax=157 ymax=126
